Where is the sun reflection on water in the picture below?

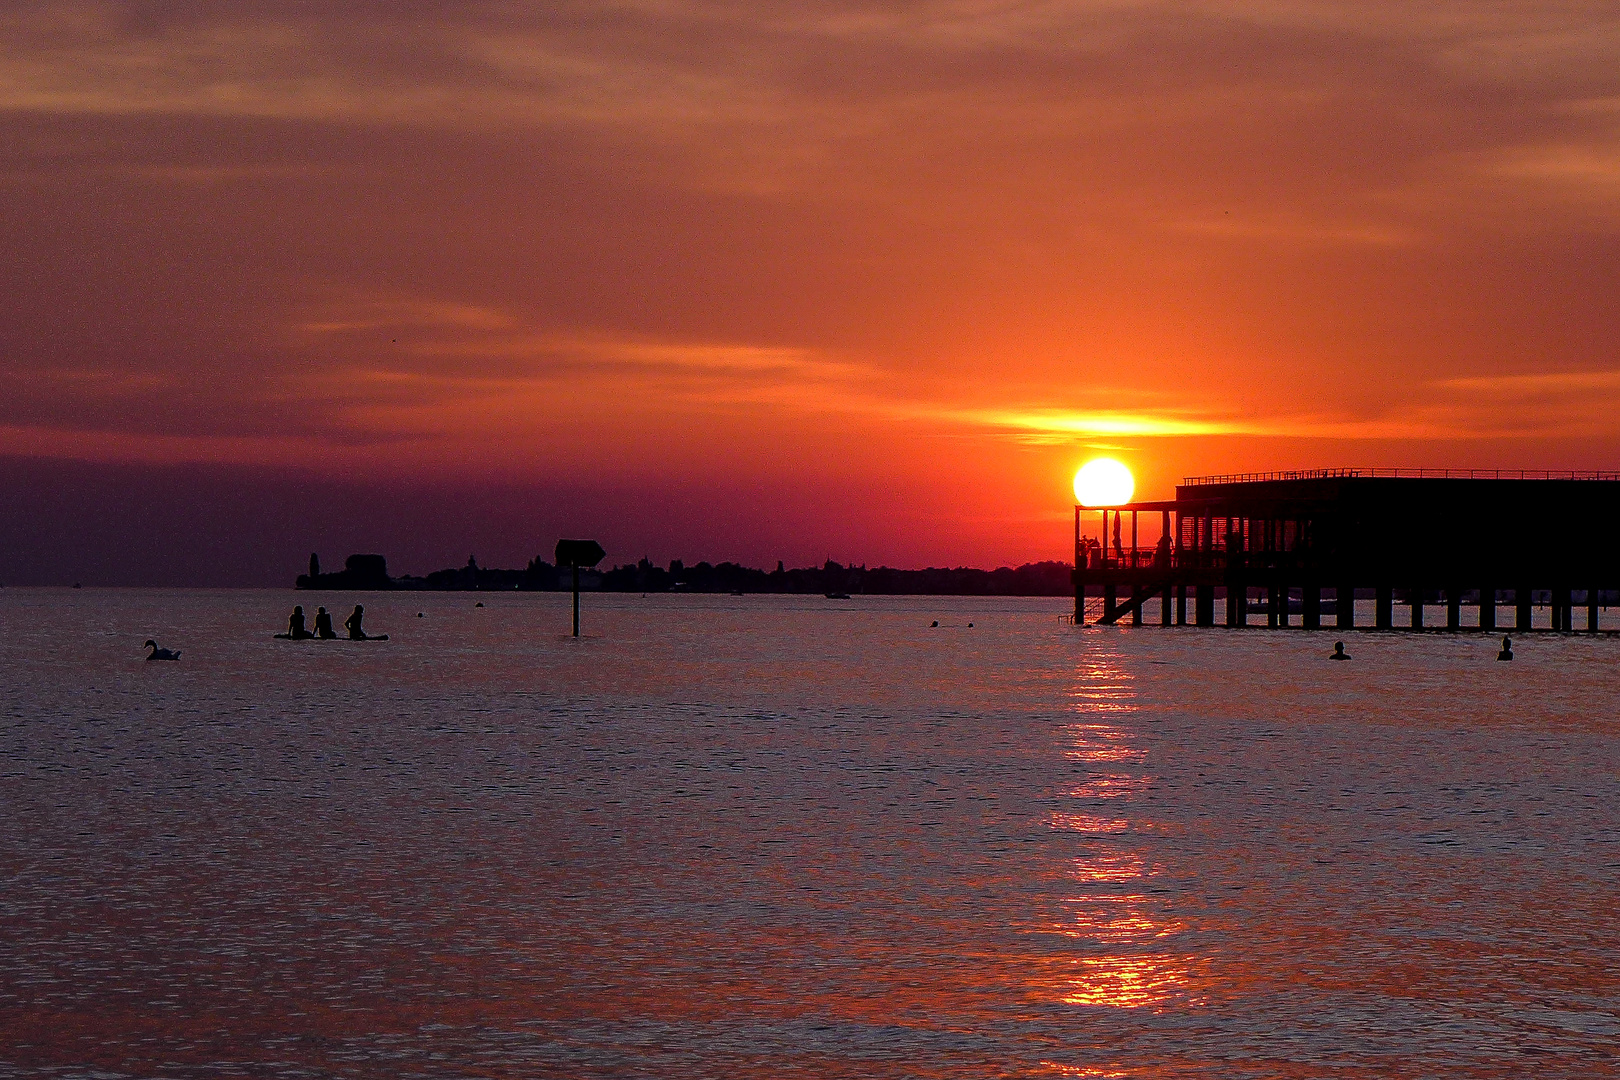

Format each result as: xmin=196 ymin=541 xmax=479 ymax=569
xmin=1041 ymin=648 xmax=1198 ymax=1014
xmin=1060 ymin=954 xmax=1192 ymax=1008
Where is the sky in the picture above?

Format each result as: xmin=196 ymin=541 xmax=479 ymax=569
xmin=3 ymin=1 xmax=1619 ymax=585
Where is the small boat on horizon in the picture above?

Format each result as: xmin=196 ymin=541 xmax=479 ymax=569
xmin=824 ymin=592 xmax=852 ymax=600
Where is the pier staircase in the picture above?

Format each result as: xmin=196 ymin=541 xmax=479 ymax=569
xmin=1095 ymin=577 xmax=1174 ymax=625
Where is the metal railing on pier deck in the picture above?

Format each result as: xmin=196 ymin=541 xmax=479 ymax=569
xmin=1073 ymin=546 xmax=1167 ymax=571
xmin=1074 ymin=547 xmax=1234 ymax=572
xmin=1183 ymin=468 xmax=1620 ymax=486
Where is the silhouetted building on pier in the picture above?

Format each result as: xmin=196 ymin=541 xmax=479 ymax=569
xmin=1074 ymin=470 xmax=1620 ymax=632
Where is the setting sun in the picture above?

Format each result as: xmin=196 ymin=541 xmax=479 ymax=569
xmin=1074 ymin=458 xmax=1135 ymax=507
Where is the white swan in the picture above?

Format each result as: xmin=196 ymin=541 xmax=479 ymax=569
xmin=143 ymin=639 xmax=181 ymax=661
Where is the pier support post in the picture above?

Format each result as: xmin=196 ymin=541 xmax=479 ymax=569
xmin=1480 ymin=586 xmax=1495 ymax=631
xmin=1161 ymin=583 xmax=1173 ymax=626
xmin=1446 ymin=586 xmax=1461 ymax=630
xmin=1074 ymin=573 xmax=1086 ymax=625
xmin=1176 ymin=584 xmax=1187 ymax=626
xmin=1409 ymin=586 xmax=1423 ymax=629
xmin=1131 ymin=585 xmax=1144 ymax=627
xmin=1225 ymin=530 xmax=1245 ymax=627
xmin=1337 ymin=583 xmax=1355 ymax=630
xmin=1302 ymin=582 xmax=1321 ymax=630
xmin=1104 ymin=583 xmax=1117 ymax=625
xmin=1516 ymin=586 xmax=1533 ymax=632
xmin=1553 ymin=586 xmax=1572 ymax=632
xmin=1196 ymin=584 xmax=1214 ymax=626
xmin=1375 ymin=585 xmax=1393 ymax=629
xmin=1589 ymin=588 xmax=1600 ymax=634
xmin=1225 ymin=583 xmax=1246 ymax=627
xmin=1267 ymin=580 xmax=1282 ymax=628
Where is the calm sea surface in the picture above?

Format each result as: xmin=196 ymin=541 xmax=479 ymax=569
xmin=2 ymin=588 xmax=1617 ymax=1078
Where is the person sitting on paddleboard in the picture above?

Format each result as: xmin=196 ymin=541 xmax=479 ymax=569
xmin=285 ymin=606 xmax=313 ymax=640
xmin=314 ymin=607 xmax=336 ymax=639
xmin=344 ymin=604 xmax=385 ymax=641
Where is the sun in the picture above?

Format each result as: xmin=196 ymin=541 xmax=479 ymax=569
xmin=1073 ymin=458 xmax=1135 ymax=506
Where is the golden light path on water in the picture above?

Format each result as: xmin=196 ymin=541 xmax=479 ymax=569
xmin=1043 ymin=648 xmax=1197 ymax=1020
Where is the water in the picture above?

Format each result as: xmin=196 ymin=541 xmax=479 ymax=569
xmin=2 ymin=589 xmax=1617 ymax=1078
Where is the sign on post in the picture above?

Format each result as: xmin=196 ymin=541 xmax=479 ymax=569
xmin=554 ymin=539 xmax=606 ymax=637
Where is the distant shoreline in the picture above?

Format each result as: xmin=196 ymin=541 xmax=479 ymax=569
xmin=296 ymin=554 xmax=1075 ymax=597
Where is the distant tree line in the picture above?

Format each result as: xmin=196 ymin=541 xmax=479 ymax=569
xmin=299 ymin=553 xmax=1074 ymax=596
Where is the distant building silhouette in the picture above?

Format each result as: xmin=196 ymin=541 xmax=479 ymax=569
xmin=296 ymin=553 xmax=392 ymax=590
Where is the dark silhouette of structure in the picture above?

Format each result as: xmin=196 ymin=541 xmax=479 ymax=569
xmin=555 ymin=539 xmax=607 ymax=637
xmin=297 ymin=554 xmax=391 ymax=590
xmin=309 ymin=552 xmax=320 ymax=579
xmin=1074 ymin=469 xmax=1620 ymax=632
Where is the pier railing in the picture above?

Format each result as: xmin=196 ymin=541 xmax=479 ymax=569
xmin=1183 ymin=468 xmax=1620 ymax=486
xmin=1074 ymin=546 xmax=1170 ymax=571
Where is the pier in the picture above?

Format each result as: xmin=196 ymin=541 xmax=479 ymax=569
xmin=1073 ymin=470 xmax=1620 ymax=631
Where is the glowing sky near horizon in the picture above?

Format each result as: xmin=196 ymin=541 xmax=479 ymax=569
xmin=3 ymin=2 xmax=1620 ymax=580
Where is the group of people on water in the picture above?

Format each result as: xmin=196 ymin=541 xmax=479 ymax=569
xmin=283 ymin=604 xmax=380 ymax=640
